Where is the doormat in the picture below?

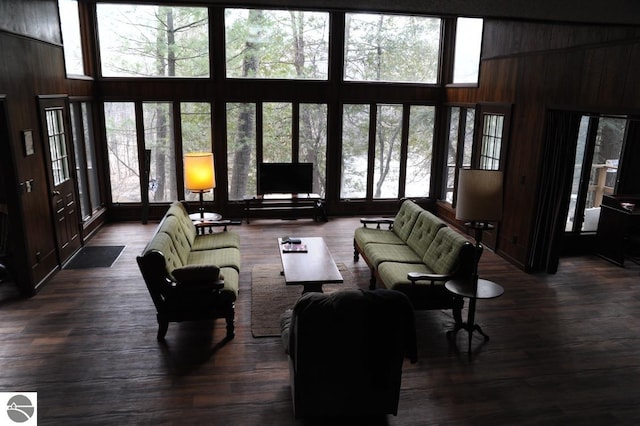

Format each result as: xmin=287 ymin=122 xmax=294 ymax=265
xmin=64 ymin=246 xmax=126 ymax=269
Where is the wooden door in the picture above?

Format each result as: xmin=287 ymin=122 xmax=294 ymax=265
xmin=39 ymin=97 xmax=82 ymax=264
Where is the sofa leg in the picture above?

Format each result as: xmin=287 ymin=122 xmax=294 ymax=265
xmin=369 ymin=269 xmax=376 ymax=290
xmin=225 ymin=307 xmax=235 ymax=340
xmin=353 ymin=239 xmax=360 ymax=261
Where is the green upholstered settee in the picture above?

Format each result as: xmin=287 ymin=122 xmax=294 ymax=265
xmin=137 ymin=201 xmax=240 ymax=341
xmin=354 ymin=200 xmax=475 ymax=320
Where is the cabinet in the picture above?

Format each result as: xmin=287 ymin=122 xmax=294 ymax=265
xmin=596 ymin=195 xmax=640 ymax=266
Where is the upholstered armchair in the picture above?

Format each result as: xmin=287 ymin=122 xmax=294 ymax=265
xmin=280 ymin=289 xmax=417 ymax=419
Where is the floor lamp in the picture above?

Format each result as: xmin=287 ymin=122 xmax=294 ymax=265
xmin=450 ymin=168 xmax=504 ymax=352
xmin=455 ymin=168 xmax=504 ymax=286
xmin=184 ymin=152 xmax=216 ymax=221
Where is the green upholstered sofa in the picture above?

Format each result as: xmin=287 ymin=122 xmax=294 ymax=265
xmin=137 ymin=201 xmax=240 ymax=341
xmin=354 ymin=200 xmax=475 ymax=320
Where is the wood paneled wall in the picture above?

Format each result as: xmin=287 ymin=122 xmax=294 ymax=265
xmin=447 ymin=20 xmax=640 ymax=270
xmin=0 ymin=0 xmax=68 ymax=294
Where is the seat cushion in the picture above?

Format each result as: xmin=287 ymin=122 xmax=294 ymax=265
xmin=354 ymin=226 xmax=405 ymax=248
xmin=363 ymin=243 xmax=423 ymax=268
xmin=187 ymin=247 xmax=241 ymax=272
xmin=378 ymin=261 xmax=436 ymax=289
xmin=192 ymin=231 xmax=241 ymax=251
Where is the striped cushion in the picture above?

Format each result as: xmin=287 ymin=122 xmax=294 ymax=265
xmin=378 ymin=262 xmax=437 ymax=289
xmin=192 ymin=231 xmax=241 ymax=251
xmin=187 ymin=247 xmax=241 ymax=272
xmin=354 ymin=227 xmax=405 ymax=248
xmin=144 ymin=232 xmax=184 ymax=273
xmin=364 ymin=243 xmax=423 ymax=268
xmin=391 ymin=200 xmax=423 ymax=242
xmin=158 ymin=216 xmax=192 ymax=265
xmin=422 ymin=228 xmax=468 ymax=275
xmin=405 ymin=211 xmax=446 ymax=258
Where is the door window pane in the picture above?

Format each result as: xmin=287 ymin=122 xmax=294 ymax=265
xmin=46 ymin=108 xmax=71 ymax=186
xmin=373 ymin=104 xmax=402 ymax=199
xmin=299 ymin=104 xmax=327 ymax=197
xmin=143 ymin=103 xmax=177 ymax=203
xmin=97 ymin=4 xmax=209 ymax=77
xmin=227 ymin=103 xmax=257 ymax=200
xmin=405 ymin=106 xmax=435 ymax=198
xmin=341 ymin=104 xmax=370 ymax=199
xmin=105 ymin=102 xmax=140 ymax=203
xmin=344 ymin=13 xmax=441 ymax=83
xmin=181 ymin=102 xmax=213 ymax=202
xmin=453 ymin=18 xmax=483 ymax=84
xmin=263 ymin=103 xmax=292 ymax=163
xmin=225 ymin=9 xmax=329 ymax=79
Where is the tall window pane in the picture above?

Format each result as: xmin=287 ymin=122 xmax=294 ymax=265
xmin=263 ymin=103 xmax=292 ymax=163
xmin=58 ymin=0 xmax=84 ymax=75
xmin=344 ymin=13 xmax=441 ymax=83
xmin=81 ymin=104 xmax=100 ymax=213
xmin=71 ymin=102 xmax=100 ymax=220
xmin=445 ymin=107 xmax=460 ymax=202
xmin=143 ymin=103 xmax=176 ymax=203
xmin=588 ymin=117 xmax=626 ymax=210
xmin=373 ymin=105 xmax=402 ymax=198
xmin=565 ymin=117 xmax=590 ymax=232
xmin=181 ymin=102 xmax=213 ymax=202
xmin=225 ymin=9 xmax=329 ymax=79
xmin=341 ymin=104 xmax=370 ymax=199
xmin=299 ymin=104 xmax=328 ymax=197
xmin=97 ymin=4 xmax=209 ymax=77
xmin=406 ymin=106 xmax=435 ymax=198
xmin=453 ymin=18 xmax=483 ymax=84
xmin=105 ymin=102 xmax=140 ymax=202
xmin=227 ymin=103 xmax=257 ymax=200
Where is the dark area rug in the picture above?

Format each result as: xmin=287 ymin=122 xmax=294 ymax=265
xmin=251 ymin=262 xmax=353 ymax=337
xmin=63 ymin=245 xmax=126 ymax=269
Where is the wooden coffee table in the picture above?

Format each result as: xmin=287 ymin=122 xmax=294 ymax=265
xmin=277 ymin=237 xmax=343 ymax=294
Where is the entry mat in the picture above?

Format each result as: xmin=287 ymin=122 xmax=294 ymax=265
xmin=63 ymin=245 xmax=126 ymax=269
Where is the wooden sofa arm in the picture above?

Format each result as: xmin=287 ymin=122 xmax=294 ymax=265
xmin=195 ymin=219 xmax=242 ymax=233
xmin=407 ymin=272 xmax=452 ymax=285
xmin=360 ymin=218 xmax=394 ymax=229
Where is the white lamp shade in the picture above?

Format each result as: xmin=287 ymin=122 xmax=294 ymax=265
xmin=184 ymin=152 xmax=215 ymax=191
xmin=455 ymin=168 xmax=503 ymax=222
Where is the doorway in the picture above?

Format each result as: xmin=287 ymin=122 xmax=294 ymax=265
xmin=38 ymin=97 xmax=82 ymax=264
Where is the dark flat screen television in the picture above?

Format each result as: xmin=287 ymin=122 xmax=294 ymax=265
xmin=258 ymin=162 xmax=313 ymax=195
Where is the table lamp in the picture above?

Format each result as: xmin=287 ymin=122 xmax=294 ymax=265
xmin=184 ymin=152 xmax=215 ymax=220
xmin=455 ymin=168 xmax=503 ymax=287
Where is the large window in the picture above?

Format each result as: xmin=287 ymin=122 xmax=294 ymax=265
xmin=105 ymin=102 xmax=139 ymax=203
xmin=225 ymin=9 xmax=330 ymax=79
xmin=344 ymin=13 xmax=441 ymax=83
xmin=226 ymin=102 xmax=328 ymax=200
xmin=181 ymin=103 xmax=213 ymax=202
xmin=444 ymin=106 xmax=475 ymax=202
xmin=97 ymin=4 xmax=209 ymax=77
xmin=143 ymin=103 xmax=177 ymax=203
xmin=341 ymin=104 xmax=435 ymax=200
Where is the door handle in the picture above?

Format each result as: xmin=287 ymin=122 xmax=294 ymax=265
xmin=52 ymin=190 xmax=61 ymax=198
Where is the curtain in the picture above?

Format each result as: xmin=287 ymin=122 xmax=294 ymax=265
xmin=529 ymin=110 xmax=582 ymax=273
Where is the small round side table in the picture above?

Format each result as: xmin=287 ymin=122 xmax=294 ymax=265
xmin=445 ymin=278 xmax=504 ymax=353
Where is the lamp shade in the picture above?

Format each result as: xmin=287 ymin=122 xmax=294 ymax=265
xmin=455 ymin=168 xmax=503 ymax=222
xmin=184 ymin=152 xmax=215 ymax=191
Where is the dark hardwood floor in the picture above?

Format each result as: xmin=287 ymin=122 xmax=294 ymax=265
xmin=1 ymin=216 xmax=639 ymax=425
